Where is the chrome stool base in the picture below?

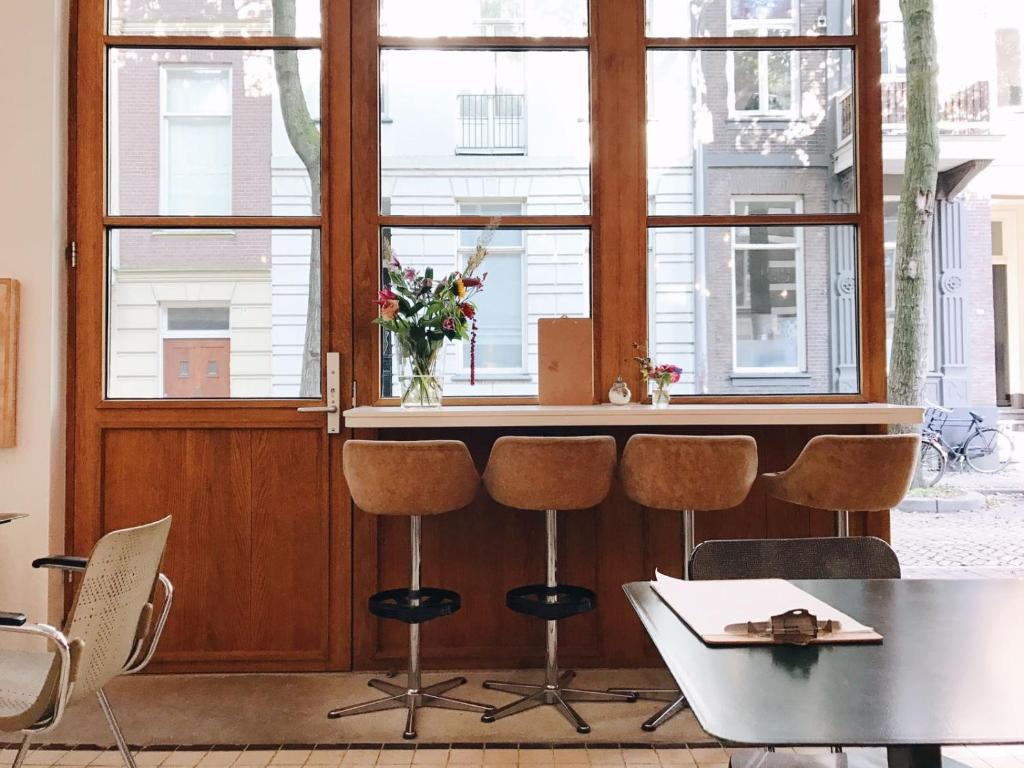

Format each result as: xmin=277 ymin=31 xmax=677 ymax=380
xmin=328 ymin=676 xmax=492 ymax=740
xmin=608 ymin=687 xmax=688 ymax=731
xmin=482 ymin=670 xmax=637 ymax=734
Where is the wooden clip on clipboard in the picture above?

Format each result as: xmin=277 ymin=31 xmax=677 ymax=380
xmin=650 ymin=572 xmax=883 ymax=646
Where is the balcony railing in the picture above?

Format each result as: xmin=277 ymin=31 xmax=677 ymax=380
xmin=836 ymin=79 xmax=992 ymax=146
xmin=456 ymin=94 xmax=527 ymax=155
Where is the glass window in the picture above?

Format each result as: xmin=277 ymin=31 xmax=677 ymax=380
xmin=379 ymin=0 xmax=588 ymax=37
xmin=646 ymin=0 xmax=853 ymax=37
xmin=380 ymin=50 xmax=590 ymax=215
xmin=647 ymin=49 xmax=857 ymax=215
xmin=108 ymin=0 xmax=322 ymax=37
xmin=379 ymin=228 xmax=591 ymax=398
xmin=109 ymin=48 xmax=321 ymax=216
xmin=106 ymin=229 xmax=321 ymax=399
xmin=648 ymin=224 xmax=859 ymax=395
xmin=162 ymin=67 xmax=232 ymax=215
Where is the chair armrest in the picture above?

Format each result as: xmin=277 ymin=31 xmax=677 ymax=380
xmin=0 ymin=611 xmax=27 ymax=627
xmin=124 ymin=573 xmax=174 ymax=675
xmin=32 ymin=556 xmax=88 ymax=572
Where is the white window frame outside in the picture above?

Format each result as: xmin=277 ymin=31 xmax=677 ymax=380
xmin=730 ymin=195 xmax=806 ymax=374
xmin=879 ymin=0 xmax=907 ymax=81
xmin=477 ymin=0 xmax=525 ymax=36
xmin=726 ymin=1 xmax=799 ymax=119
xmin=454 ymin=200 xmax=529 ymax=377
xmin=159 ymin=64 xmax=233 ymax=216
xmin=157 ymin=303 xmax=232 ymax=398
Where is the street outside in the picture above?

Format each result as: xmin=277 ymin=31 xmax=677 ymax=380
xmin=892 ymin=416 xmax=1024 ymax=578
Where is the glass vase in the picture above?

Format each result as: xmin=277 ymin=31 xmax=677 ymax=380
xmin=399 ymin=345 xmax=444 ymax=409
xmin=651 ymin=383 xmax=671 ymax=409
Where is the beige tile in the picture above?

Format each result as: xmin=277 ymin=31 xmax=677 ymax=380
xmin=25 ymin=750 xmax=70 ymax=767
xmin=447 ymin=749 xmax=483 ymax=765
xmin=339 ymin=750 xmax=379 ymax=767
xmin=411 ymin=749 xmax=449 ymax=765
xmin=519 ymin=749 xmax=554 ymax=765
xmin=622 ymin=749 xmax=659 ymax=766
xmin=57 ymin=751 xmax=105 ymax=767
xmin=688 ymin=750 xmax=728 ymax=767
xmin=586 ymin=750 xmax=624 ymax=767
xmin=198 ymin=752 xmax=244 ymax=767
xmin=482 ymin=749 xmax=518 ymax=766
xmin=271 ymin=752 xmax=311 ymax=766
xmin=161 ymin=751 xmax=210 ymax=768
xmin=134 ymin=751 xmax=177 ymax=767
xmin=305 ymin=750 xmax=347 ymax=765
xmin=376 ymin=751 xmax=415 ymax=767
xmin=553 ymin=749 xmax=590 ymax=765
xmin=654 ymin=750 xmax=694 ymax=766
xmin=90 ymin=751 xmax=132 ymax=767
xmin=791 ymin=749 xmax=832 ymax=756
xmin=236 ymin=752 xmax=280 ymax=767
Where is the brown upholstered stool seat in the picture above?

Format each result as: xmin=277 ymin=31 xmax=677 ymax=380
xmin=763 ymin=435 xmax=920 ymax=536
xmin=330 ymin=440 xmax=490 ymax=740
xmin=613 ymin=434 xmax=759 ymax=732
xmin=480 ymin=435 xmax=635 ymax=734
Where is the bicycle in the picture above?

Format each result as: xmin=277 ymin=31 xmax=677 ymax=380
xmin=917 ymin=403 xmax=1015 ymax=487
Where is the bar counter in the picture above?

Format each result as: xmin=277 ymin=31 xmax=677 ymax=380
xmin=347 ymin=402 xmax=922 ymax=672
xmin=344 ymin=403 xmax=922 ymax=429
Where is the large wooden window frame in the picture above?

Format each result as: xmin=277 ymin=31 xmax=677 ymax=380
xmin=351 ymin=0 xmax=885 ymax=406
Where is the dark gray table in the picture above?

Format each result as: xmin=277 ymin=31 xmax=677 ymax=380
xmin=624 ymin=579 xmax=1024 ymax=768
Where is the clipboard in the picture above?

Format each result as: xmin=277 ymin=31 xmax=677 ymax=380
xmin=650 ymin=572 xmax=883 ymax=646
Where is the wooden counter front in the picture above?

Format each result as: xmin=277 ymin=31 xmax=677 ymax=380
xmin=348 ymin=405 xmax=921 ymax=672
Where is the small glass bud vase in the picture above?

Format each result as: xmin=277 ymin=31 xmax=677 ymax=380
xmin=651 ymin=383 xmax=671 ymax=409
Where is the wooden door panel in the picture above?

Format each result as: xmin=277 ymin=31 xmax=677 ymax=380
xmin=101 ymin=427 xmax=330 ymax=668
xmin=162 ymin=339 xmax=231 ymax=399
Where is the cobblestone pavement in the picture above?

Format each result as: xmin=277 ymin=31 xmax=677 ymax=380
xmin=892 ymin=419 xmax=1024 ymax=578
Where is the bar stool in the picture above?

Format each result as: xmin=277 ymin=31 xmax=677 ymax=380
xmin=329 ymin=440 xmax=492 ymax=740
xmin=611 ymin=434 xmax=759 ymax=731
xmin=480 ymin=435 xmax=637 ymax=734
xmin=762 ymin=435 xmax=920 ymax=537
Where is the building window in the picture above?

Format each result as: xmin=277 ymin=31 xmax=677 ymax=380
xmin=478 ymin=0 xmax=524 ymax=35
xmin=732 ymin=197 xmax=804 ymax=372
xmin=996 ymin=28 xmax=1023 ymax=107
xmin=727 ymin=0 xmax=798 ymax=117
xmin=456 ymin=52 xmax=527 ymax=155
xmin=160 ymin=66 xmax=232 ymax=215
xmin=457 ymin=202 xmax=527 ymax=373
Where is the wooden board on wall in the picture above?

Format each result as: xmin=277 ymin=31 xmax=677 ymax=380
xmin=0 ymin=279 xmax=19 ymax=448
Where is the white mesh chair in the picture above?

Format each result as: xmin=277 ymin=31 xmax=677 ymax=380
xmin=1 ymin=517 xmax=173 ymax=768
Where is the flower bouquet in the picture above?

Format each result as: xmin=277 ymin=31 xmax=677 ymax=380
xmin=634 ymin=344 xmax=682 ymax=409
xmin=375 ymin=227 xmax=493 ymax=408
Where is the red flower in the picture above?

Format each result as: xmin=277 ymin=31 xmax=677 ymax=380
xmin=376 ymin=289 xmax=397 ymax=307
xmin=460 ymin=303 xmax=476 ymax=319
xmin=462 ymin=277 xmax=483 ymax=288
xmin=443 ymin=317 xmax=456 ymax=331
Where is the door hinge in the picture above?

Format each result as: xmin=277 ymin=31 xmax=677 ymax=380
xmin=67 ymin=241 xmax=77 ymax=269
xmin=351 ymin=380 xmax=358 ymax=407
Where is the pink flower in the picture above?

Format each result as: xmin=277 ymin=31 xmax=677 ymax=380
xmin=403 ymin=268 xmax=417 ymax=281
xmin=443 ymin=317 xmax=456 ymax=331
xmin=380 ymin=299 xmax=400 ymax=321
xmin=376 ymin=289 xmax=397 ymax=307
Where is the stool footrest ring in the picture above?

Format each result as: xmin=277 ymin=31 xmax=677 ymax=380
xmin=505 ymin=584 xmax=596 ymax=620
xmin=369 ymin=587 xmax=460 ymax=624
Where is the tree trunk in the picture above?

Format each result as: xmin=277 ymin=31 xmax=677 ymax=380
xmin=888 ymin=0 xmax=939 ymax=435
xmin=273 ymin=0 xmax=322 ymax=398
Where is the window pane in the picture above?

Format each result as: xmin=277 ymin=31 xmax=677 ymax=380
xmin=379 ymin=0 xmax=588 ymax=37
xmin=379 ymin=228 xmax=591 ymax=398
xmin=108 ymin=48 xmax=321 ymax=217
xmin=381 ymin=50 xmax=590 ymax=215
xmin=106 ymin=229 xmax=321 ymax=399
xmin=647 ymin=49 xmax=857 ymax=215
xmin=109 ymin=0 xmax=321 ymax=37
xmin=648 ymin=225 xmax=859 ymax=395
xmin=646 ymin=0 xmax=853 ymax=36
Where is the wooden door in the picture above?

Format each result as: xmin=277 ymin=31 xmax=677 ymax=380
xmin=163 ymin=339 xmax=230 ymax=399
xmin=68 ymin=0 xmax=354 ymax=672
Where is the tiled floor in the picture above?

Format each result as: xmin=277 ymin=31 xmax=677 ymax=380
xmin=5 ymin=745 xmax=1024 ymax=768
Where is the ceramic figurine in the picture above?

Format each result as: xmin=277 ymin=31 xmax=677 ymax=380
xmin=608 ymin=376 xmax=632 ymax=405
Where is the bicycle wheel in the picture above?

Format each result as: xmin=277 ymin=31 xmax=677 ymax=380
xmin=964 ymin=428 xmax=1015 ymax=473
xmin=917 ymin=441 xmax=946 ymax=487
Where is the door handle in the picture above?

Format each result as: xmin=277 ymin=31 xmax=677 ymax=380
xmin=296 ymin=352 xmax=341 ymax=434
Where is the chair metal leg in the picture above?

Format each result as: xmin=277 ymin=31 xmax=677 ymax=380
xmin=836 ymin=509 xmax=850 ymax=537
xmin=609 ymin=687 xmax=681 ymax=702
xmin=97 ymin=689 xmax=139 ymax=768
xmin=328 ymin=517 xmax=493 ymax=739
xmin=640 ymin=693 xmax=688 ymax=732
xmin=481 ymin=510 xmax=636 ymax=734
xmin=12 ymin=735 xmax=31 ymax=768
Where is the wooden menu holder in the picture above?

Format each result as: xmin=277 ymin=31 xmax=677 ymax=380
xmin=538 ymin=317 xmax=594 ymax=405
xmin=0 ymin=279 xmax=19 ymax=448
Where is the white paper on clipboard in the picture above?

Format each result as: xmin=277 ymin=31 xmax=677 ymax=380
xmin=650 ymin=571 xmax=882 ymax=645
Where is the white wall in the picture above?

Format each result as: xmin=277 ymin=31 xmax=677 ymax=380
xmin=0 ymin=0 xmax=68 ymax=633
